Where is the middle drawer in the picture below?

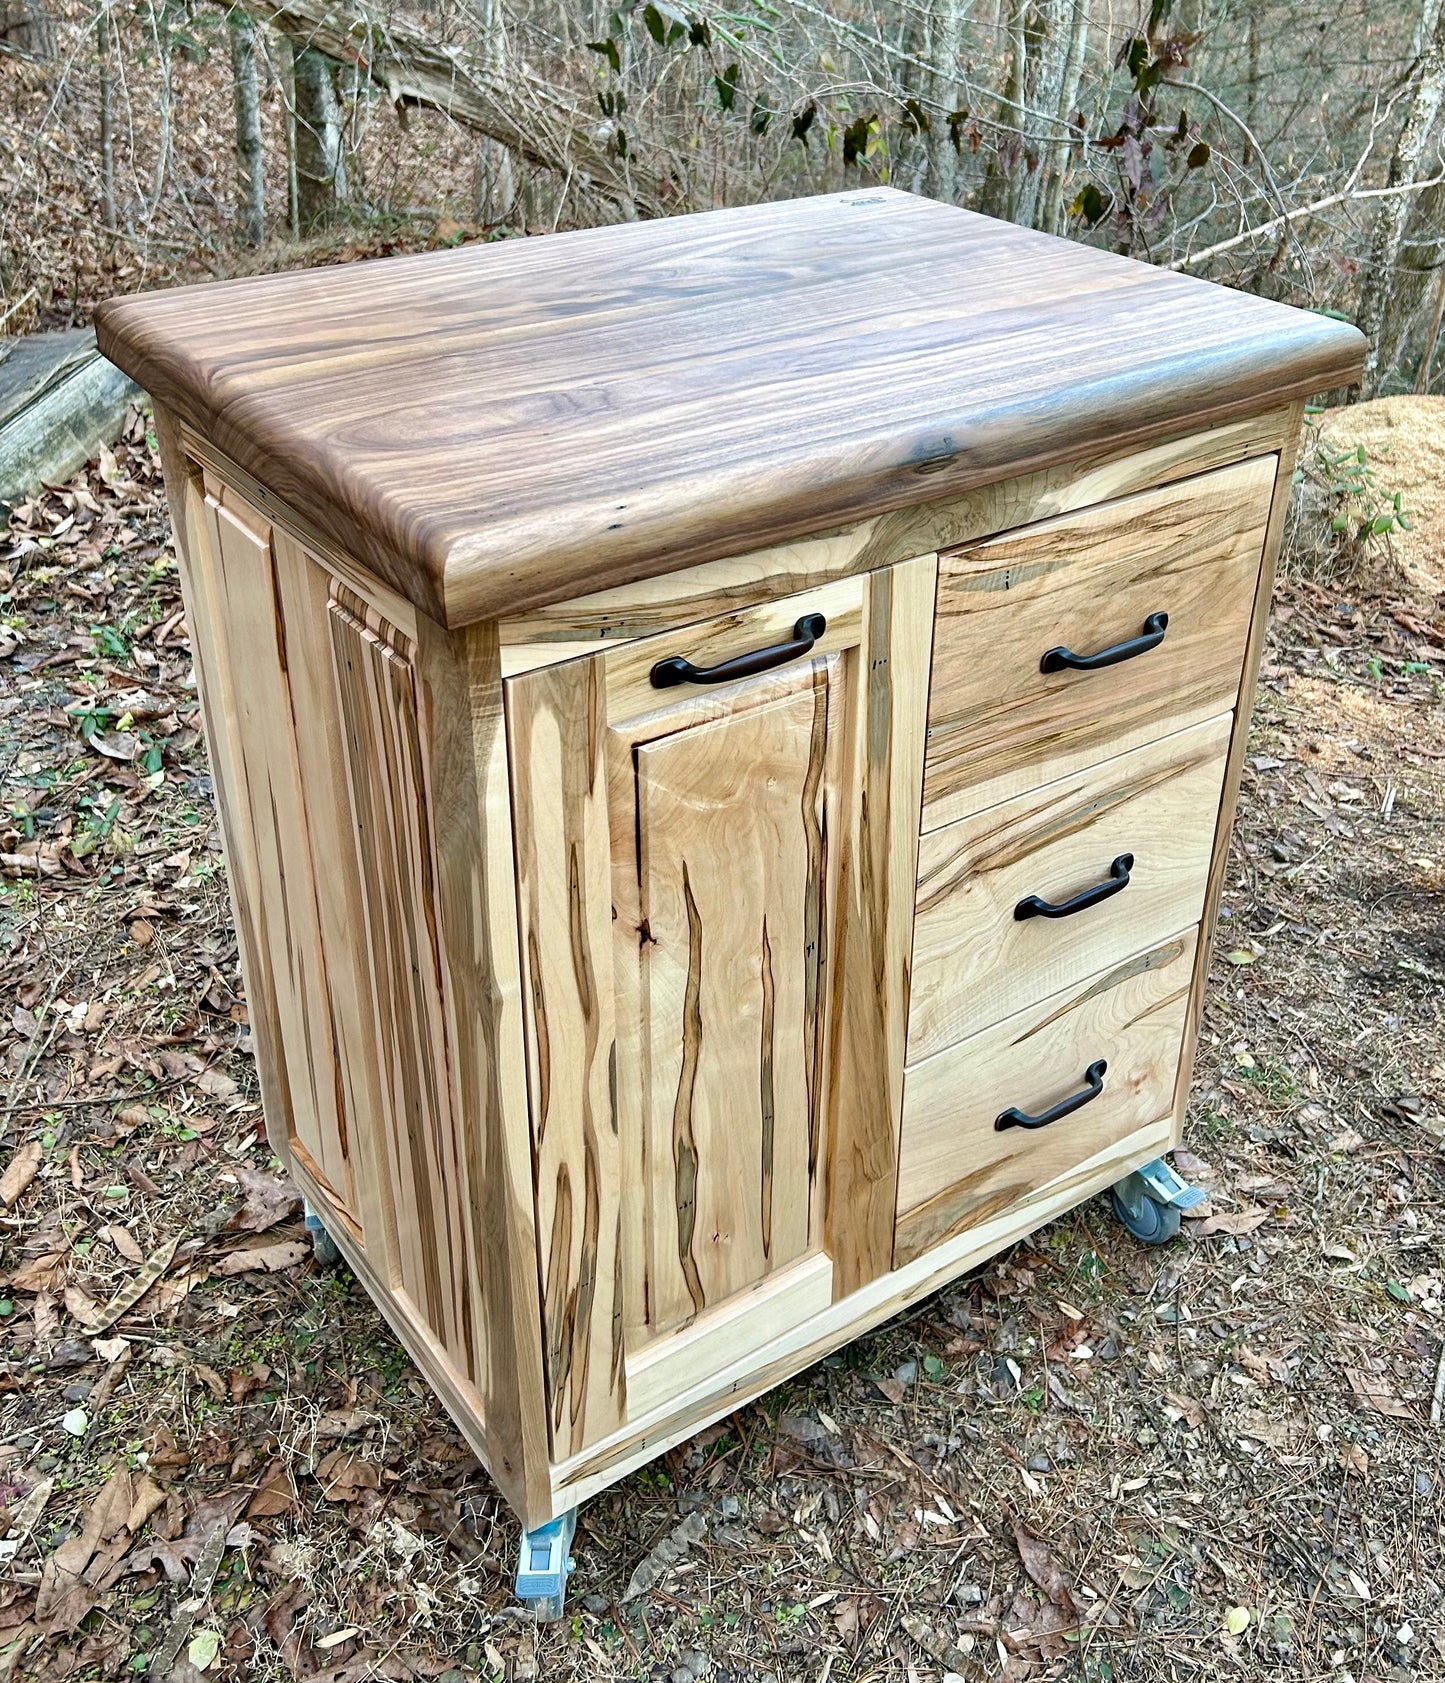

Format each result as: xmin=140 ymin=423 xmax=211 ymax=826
xmin=908 ymin=714 xmax=1231 ymax=1062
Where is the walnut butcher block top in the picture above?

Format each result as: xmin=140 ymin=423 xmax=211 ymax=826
xmin=95 ymin=188 xmax=1365 ymax=626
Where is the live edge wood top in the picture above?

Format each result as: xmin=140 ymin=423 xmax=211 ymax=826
xmin=95 ymin=188 xmax=1364 ymax=627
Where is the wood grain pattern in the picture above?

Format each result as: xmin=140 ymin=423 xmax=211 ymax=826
xmin=158 ymin=431 xmax=300 ymax=1175
xmin=96 ymin=191 xmax=1363 ymax=627
xmin=893 ymin=930 xmax=1199 ymax=1266
xmin=825 ymin=553 xmax=938 ymax=1295
xmin=923 ymin=456 xmax=1276 ymax=828
xmin=192 ymin=475 xmax=357 ymax=1209
xmin=420 ymin=614 xmax=553 ymax=1525
xmin=506 ymin=656 xmax=625 ymax=1456
xmin=328 ymin=592 xmax=479 ymax=1362
xmin=269 ymin=528 xmax=400 ymax=1258
xmin=498 ymin=408 xmax=1296 ymax=658
xmin=631 ymin=670 xmax=839 ymax=1337
xmin=624 ymin=1252 xmax=834 ymax=1420
xmin=550 ymin=1110 xmax=1173 ymax=1515
xmin=506 ymin=560 xmax=932 ymax=1448
xmin=1169 ymin=402 xmax=1307 ymax=1140
xmin=909 ymin=715 xmax=1232 ymax=1060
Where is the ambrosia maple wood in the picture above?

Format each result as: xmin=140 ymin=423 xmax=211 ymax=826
xmin=102 ymin=192 xmax=1364 ymax=1530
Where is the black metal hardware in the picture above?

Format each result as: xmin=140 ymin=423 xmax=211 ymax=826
xmin=1040 ymin=611 xmax=1169 ymax=674
xmin=995 ymin=1059 xmax=1107 ymax=1132
xmin=650 ymin=613 xmax=827 ymax=689
xmin=1014 ymin=853 xmax=1134 ymax=921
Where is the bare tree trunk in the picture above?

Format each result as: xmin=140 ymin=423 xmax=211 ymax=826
xmin=1357 ymin=0 xmax=1445 ymax=396
xmin=291 ymin=43 xmax=345 ymax=232
xmin=97 ymin=5 xmax=116 ymax=232
xmin=1037 ymin=0 xmax=1088 ymax=233
xmin=277 ymin=34 xmax=299 ymax=234
xmin=1415 ymin=259 xmax=1445 ymax=390
xmin=979 ymin=0 xmax=1026 ymax=219
xmin=473 ymin=0 xmax=517 ymax=223
xmin=927 ymin=0 xmax=966 ymax=202
xmin=1011 ymin=0 xmax=1070 ymax=229
xmin=228 ymin=8 xmax=265 ymax=245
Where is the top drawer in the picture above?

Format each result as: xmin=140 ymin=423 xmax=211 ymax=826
xmin=921 ymin=455 xmax=1277 ymax=830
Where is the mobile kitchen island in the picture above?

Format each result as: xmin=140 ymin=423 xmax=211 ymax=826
xmin=95 ymin=190 xmax=1364 ymax=1614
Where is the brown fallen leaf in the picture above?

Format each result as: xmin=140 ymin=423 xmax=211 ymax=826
xmin=0 ymin=1140 xmax=43 ymax=1207
xmin=1238 ymin=1348 xmax=1274 ymax=1388
xmin=35 ymin=1465 xmax=133 ymax=1634
xmin=32 ymin=1290 xmax=59 ymax=1353
xmin=126 ymin=1476 xmax=168 ymax=1534
xmin=1338 ymin=1443 xmax=1370 ymax=1479
xmin=214 ymin=1239 xmax=309 ymax=1276
xmin=1165 ymin=1390 xmax=1207 ymax=1429
xmin=196 ymin=1066 xmax=238 ymax=1100
xmin=315 ymin=1450 xmax=382 ymax=1503
xmin=8 ymin=1250 xmax=65 ymax=1293
xmin=89 ymin=1343 xmax=134 ymax=1415
xmin=246 ymin=1459 xmax=297 ymax=1519
xmin=125 ymin=1490 xmax=248 ymax=1583
xmin=227 ymin=1167 xmax=302 ymax=1234
xmin=64 ymin=1284 xmax=104 ymax=1326
xmin=69 ymin=1235 xmax=180 ymax=1332
xmin=1346 ymin=1367 xmax=1415 ymax=1420
xmin=1195 ymin=1206 xmax=1271 ymax=1237
xmin=623 ymin=1511 xmax=707 ymax=1601
xmin=103 ymin=1224 xmax=145 ymax=1264
xmin=1008 ymin=1511 xmax=1078 ymax=1617
xmin=88 ymin=729 xmax=141 ymax=762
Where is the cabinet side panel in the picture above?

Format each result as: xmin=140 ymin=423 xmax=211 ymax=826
xmin=1171 ymin=401 xmax=1307 ymax=1132
xmin=327 ymin=593 xmax=479 ymax=1371
xmin=193 ymin=477 xmax=358 ymax=1213
xmin=270 ymin=534 xmax=401 ymax=1266
xmin=161 ymin=449 xmax=298 ymax=1172
xmin=826 ymin=553 xmax=938 ymax=1296
xmin=506 ymin=655 xmax=626 ymax=1456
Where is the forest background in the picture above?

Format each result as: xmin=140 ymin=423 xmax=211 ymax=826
xmin=2 ymin=0 xmax=1445 ymax=402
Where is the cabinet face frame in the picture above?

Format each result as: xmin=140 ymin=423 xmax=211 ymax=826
xmin=505 ymin=560 xmax=937 ymax=1457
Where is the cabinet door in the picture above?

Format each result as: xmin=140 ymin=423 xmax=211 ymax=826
xmin=507 ymin=559 xmax=935 ymax=1454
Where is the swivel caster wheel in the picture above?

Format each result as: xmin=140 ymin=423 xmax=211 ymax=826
xmin=1110 ymin=1157 xmax=1204 ymax=1247
xmin=515 ymin=1507 xmax=577 ymax=1621
xmin=1110 ymin=1184 xmax=1181 ymax=1244
xmin=304 ymin=1202 xmax=342 ymax=1268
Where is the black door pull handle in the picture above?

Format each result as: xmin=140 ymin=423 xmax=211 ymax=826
xmin=1015 ymin=853 xmax=1134 ymax=921
xmin=651 ymin=613 xmax=827 ymax=688
xmin=995 ymin=1060 xmax=1107 ymax=1132
xmin=1041 ymin=611 xmax=1169 ymax=674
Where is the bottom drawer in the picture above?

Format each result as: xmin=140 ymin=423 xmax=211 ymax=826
xmin=893 ymin=929 xmax=1197 ymax=1266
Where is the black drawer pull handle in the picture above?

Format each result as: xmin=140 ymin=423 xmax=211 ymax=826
xmin=1015 ymin=853 xmax=1134 ymax=921
xmin=651 ymin=613 xmax=827 ymax=688
xmin=995 ymin=1059 xmax=1107 ymax=1132
xmin=1041 ymin=611 xmax=1169 ymax=674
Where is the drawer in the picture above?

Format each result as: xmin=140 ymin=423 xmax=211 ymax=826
xmin=893 ymin=930 xmax=1197 ymax=1266
xmin=908 ymin=715 xmax=1230 ymax=1061
xmin=922 ymin=454 xmax=1276 ymax=830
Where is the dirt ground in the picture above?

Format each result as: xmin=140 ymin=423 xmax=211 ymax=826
xmin=0 ymin=405 xmax=1442 ymax=1683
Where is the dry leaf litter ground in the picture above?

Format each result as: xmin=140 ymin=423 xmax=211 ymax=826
xmin=0 ymin=403 xmax=1441 ymax=1683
